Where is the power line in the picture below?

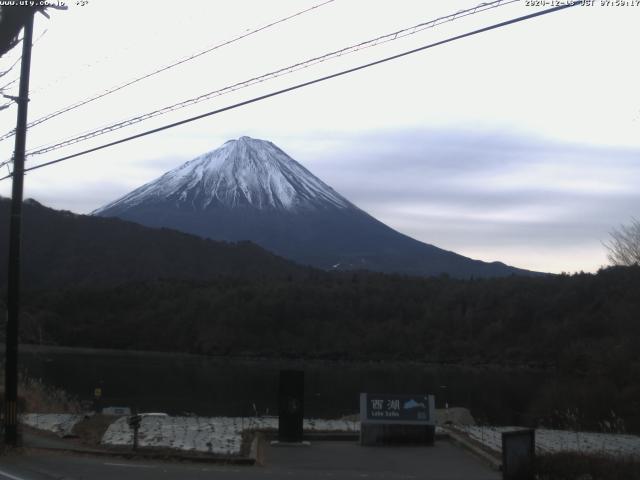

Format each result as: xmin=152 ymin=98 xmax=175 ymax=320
xmin=0 ymin=28 xmax=46 ymax=83
xmin=0 ymin=0 xmax=335 ymax=143
xmin=0 ymin=56 xmax=23 ymax=81
xmin=25 ymin=24 xmax=170 ymax=97
xmin=0 ymin=28 xmax=48 ymax=112
xmin=21 ymin=0 xmax=520 ymax=159
xmin=0 ymin=77 xmax=19 ymax=91
xmin=0 ymin=1 xmax=581 ymax=183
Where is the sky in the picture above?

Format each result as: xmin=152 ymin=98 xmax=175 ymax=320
xmin=0 ymin=0 xmax=639 ymax=274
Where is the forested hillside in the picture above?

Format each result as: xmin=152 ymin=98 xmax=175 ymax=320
xmin=10 ymin=265 xmax=639 ymax=430
xmin=0 ymin=197 xmax=303 ymax=289
xmin=14 ymin=266 xmax=638 ymax=365
xmin=2 ymin=198 xmax=639 ymax=432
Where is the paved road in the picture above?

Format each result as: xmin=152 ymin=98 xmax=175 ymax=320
xmin=0 ymin=441 xmax=499 ymax=480
xmin=264 ymin=441 xmax=499 ymax=479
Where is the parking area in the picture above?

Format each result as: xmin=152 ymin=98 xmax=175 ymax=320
xmin=263 ymin=439 xmax=500 ymax=479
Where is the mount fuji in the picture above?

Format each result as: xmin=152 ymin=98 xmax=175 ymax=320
xmin=94 ymin=136 xmax=534 ymax=277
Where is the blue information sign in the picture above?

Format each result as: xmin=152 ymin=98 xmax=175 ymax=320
xmin=360 ymin=393 xmax=435 ymax=425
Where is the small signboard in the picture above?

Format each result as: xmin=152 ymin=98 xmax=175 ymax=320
xmin=360 ymin=393 xmax=436 ymax=446
xmin=360 ymin=393 xmax=435 ymax=425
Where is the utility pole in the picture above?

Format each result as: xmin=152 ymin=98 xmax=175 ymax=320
xmin=4 ymin=10 xmax=35 ymax=447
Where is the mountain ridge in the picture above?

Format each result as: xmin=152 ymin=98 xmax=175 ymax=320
xmin=94 ymin=136 xmax=540 ymax=278
xmin=93 ymin=136 xmax=353 ymax=214
xmin=0 ymin=196 xmax=303 ymax=290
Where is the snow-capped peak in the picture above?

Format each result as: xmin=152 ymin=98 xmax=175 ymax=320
xmin=94 ymin=136 xmax=354 ymax=214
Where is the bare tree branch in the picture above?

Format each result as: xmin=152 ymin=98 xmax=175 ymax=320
xmin=604 ymin=218 xmax=640 ymax=266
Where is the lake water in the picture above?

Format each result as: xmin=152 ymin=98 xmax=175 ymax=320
xmin=18 ymin=347 xmax=550 ymax=424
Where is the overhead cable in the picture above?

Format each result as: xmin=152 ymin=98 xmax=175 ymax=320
xmin=0 ymin=0 xmax=335 ymax=143
xmin=0 ymin=2 xmax=581 ymax=182
xmin=22 ymin=0 xmax=520 ymax=159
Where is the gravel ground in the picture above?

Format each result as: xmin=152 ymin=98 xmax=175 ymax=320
xmin=102 ymin=416 xmax=359 ymax=455
xmin=21 ymin=413 xmax=85 ymax=437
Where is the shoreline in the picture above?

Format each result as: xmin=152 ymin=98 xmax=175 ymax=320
xmin=4 ymin=343 xmax=554 ymax=373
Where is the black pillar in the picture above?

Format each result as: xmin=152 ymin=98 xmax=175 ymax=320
xmin=278 ymin=370 xmax=304 ymax=442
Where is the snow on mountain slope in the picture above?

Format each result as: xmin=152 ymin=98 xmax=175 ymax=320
xmin=93 ymin=136 xmax=352 ymax=214
xmin=94 ymin=136 xmax=538 ymax=278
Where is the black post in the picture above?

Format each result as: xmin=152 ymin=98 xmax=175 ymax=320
xmin=132 ymin=420 xmax=140 ymax=451
xmin=128 ymin=408 xmax=141 ymax=451
xmin=4 ymin=10 xmax=35 ymax=447
xmin=278 ymin=370 xmax=304 ymax=443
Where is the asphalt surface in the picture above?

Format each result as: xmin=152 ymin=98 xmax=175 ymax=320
xmin=0 ymin=440 xmax=499 ymax=480
xmin=264 ymin=441 xmax=500 ymax=479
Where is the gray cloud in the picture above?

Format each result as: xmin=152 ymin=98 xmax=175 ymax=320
xmin=306 ymin=128 xmax=640 ymax=174
xmin=19 ymin=127 xmax=637 ymax=273
xmin=296 ymin=128 xmax=640 ymax=272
